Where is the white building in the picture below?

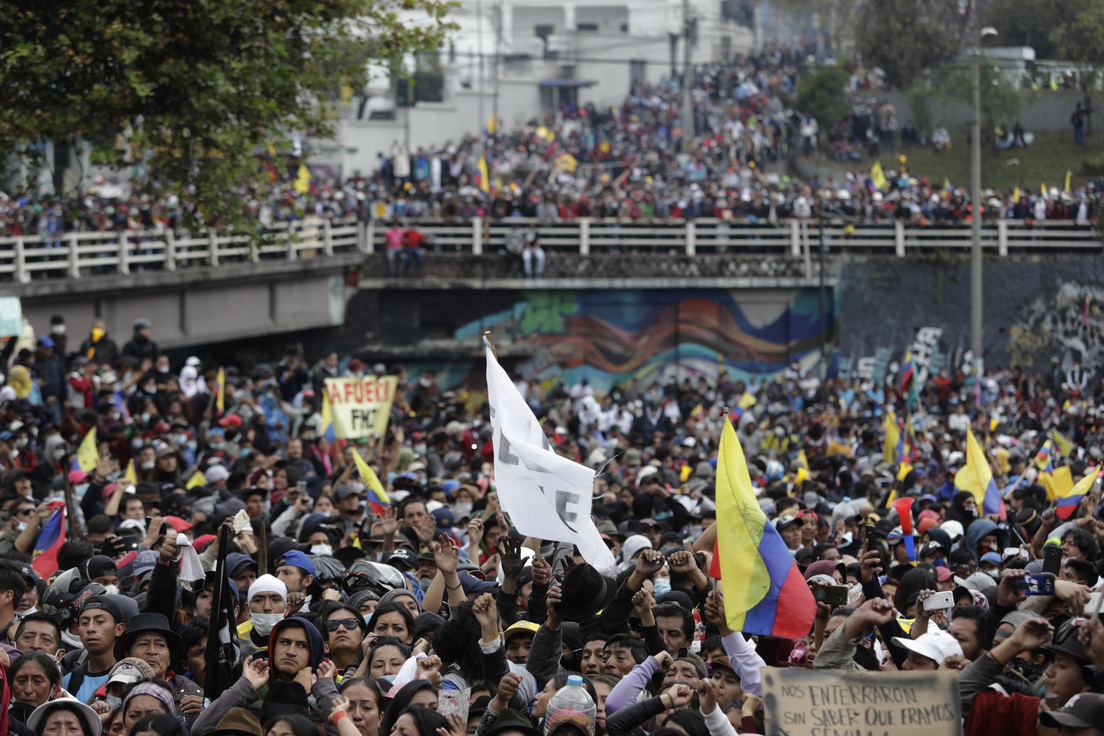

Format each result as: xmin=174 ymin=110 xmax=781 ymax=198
xmin=309 ymin=0 xmax=754 ymax=178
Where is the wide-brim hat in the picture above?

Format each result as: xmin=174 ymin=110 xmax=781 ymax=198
xmin=27 ymin=699 xmax=102 ymax=736
xmin=114 ymin=612 xmax=185 ymax=669
xmin=557 ymin=563 xmax=615 ymax=619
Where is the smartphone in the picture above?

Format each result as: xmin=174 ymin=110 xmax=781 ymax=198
xmin=864 ymin=521 xmax=876 ymax=554
xmin=1015 ymin=573 xmax=1056 ymax=596
xmin=923 ymin=591 xmax=954 ymax=611
xmin=297 ymin=481 xmax=307 ymax=494
xmin=1043 ymin=545 xmax=1062 ymax=576
xmin=814 ymin=586 xmax=850 ymax=606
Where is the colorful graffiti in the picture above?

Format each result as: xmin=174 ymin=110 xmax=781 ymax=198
xmin=454 ymin=288 xmax=838 ymax=391
xmin=1008 ymin=283 xmax=1104 ymax=370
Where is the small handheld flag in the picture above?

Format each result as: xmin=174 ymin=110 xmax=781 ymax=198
xmin=75 ymin=428 xmax=99 ymax=472
xmin=1056 ymin=468 xmax=1098 ymax=519
xmin=186 ymin=471 xmax=208 ymax=490
xmin=32 ymin=502 xmax=67 ymax=578
xmin=352 ymin=450 xmax=391 ymax=515
xmin=215 ymin=367 xmax=225 ymax=413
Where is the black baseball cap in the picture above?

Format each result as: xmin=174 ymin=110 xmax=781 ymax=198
xmin=1038 ymin=693 xmax=1104 ymax=730
xmin=386 ymin=548 xmax=418 ymax=571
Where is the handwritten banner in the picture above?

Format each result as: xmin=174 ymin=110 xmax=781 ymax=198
xmin=762 ymin=666 xmax=962 ymax=736
xmin=324 ymin=376 xmax=398 ymax=439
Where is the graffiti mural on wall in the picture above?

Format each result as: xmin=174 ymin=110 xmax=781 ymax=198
xmin=1008 ymin=283 xmax=1104 ymax=370
xmin=455 ymin=288 xmax=838 ymax=391
xmin=838 ymin=326 xmax=973 ymax=387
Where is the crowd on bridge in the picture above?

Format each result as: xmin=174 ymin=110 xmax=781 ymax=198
xmin=0 ymin=307 xmax=1100 ymax=736
xmin=4 ymin=44 xmax=1103 ymax=247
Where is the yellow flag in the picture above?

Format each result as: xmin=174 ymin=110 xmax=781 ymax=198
xmin=1065 ymin=170 xmax=1072 ymax=194
xmin=77 ymin=428 xmax=99 ymax=472
xmin=737 ymin=391 xmax=757 ymax=410
xmin=1012 ymin=186 xmax=1020 ymax=203
xmin=124 ymin=459 xmax=137 ymax=485
xmin=294 ymin=163 xmax=311 ymax=194
xmin=871 ymin=161 xmax=888 ymax=191
xmin=186 ymin=471 xmax=208 ymax=490
xmin=478 ymin=156 xmax=490 ymax=194
xmin=352 ymin=449 xmax=390 ymax=507
xmin=1041 ymin=467 xmax=1074 ymax=502
xmin=215 ymin=367 xmax=225 ymax=413
xmin=487 ymin=116 xmax=498 ymax=135
xmin=1041 ymin=182 xmax=1048 ymax=198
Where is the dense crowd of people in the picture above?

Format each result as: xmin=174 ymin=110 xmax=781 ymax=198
xmin=0 ymin=309 xmax=1101 ymax=736
xmin=4 ymin=45 xmax=1101 ymax=245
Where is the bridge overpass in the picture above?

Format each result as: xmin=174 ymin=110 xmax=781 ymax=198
xmin=2 ymin=217 xmax=1100 ymax=387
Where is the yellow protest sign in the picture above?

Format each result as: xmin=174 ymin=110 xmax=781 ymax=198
xmin=324 ymin=376 xmax=398 ymax=439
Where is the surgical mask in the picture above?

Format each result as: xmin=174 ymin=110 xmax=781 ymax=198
xmin=210 ymin=442 xmax=224 ymax=451
xmin=310 ymin=544 xmax=333 ymax=556
xmin=16 ymin=521 xmax=26 ymax=533
xmin=252 ymin=612 xmax=283 ymax=636
xmin=452 ymin=502 xmax=473 ymax=518
xmin=15 ymin=438 xmax=27 ymax=449
xmin=413 ymin=443 xmax=427 ymax=455
xmin=105 ymin=695 xmax=122 ymax=712
xmin=653 ymin=578 xmax=672 ymax=597
xmin=19 ymin=606 xmax=37 ymax=619
xmin=363 ymin=614 xmax=374 ymax=626
xmin=53 ymin=448 xmax=65 ymax=460
xmin=53 ymin=325 xmax=65 ymax=335
xmin=132 ymin=438 xmax=144 ymax=450
xmin=378 ymin=674 xmax=397 ymax=684
xmin=173 ymin=433 xmax=188 ymax=445
xmin=104 ymin=584 xmax=120 ymax=596
xmin=141 ymin=413 xmax=151 ymax=424
xmin=141 ymin=460 xmax=155 ymax=471
xmin=686 ymin=524 xmax=703 ymax=541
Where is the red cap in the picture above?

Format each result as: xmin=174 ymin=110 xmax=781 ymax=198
xmin=193 ymin=534 xmax=217 ymax=552
xmin=164 ymin=515 xmax=193 ymax=532
xmin=101 ymin=483 xmax=118 ymax=499
xmin=69 ymin=470 xmax=89 ymax=484
xmin=219 ymin=415 xmax=243 ymax=429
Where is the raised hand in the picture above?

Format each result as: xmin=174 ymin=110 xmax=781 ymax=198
xmin=546 ymin=583 xmax=564 ymax=628
xmin=499 ymin=537 xmax=525 ymax=580
xmin=696 ymin=678 xmax=719 ymax=714
xmin=858 ymin=549 xmax=883 ymax=584
xmin=316 ymin=659 xmax=337 ymax=681
xmin=472 ymin=592 xmax=499 ymax=635
xmin=242 ymin=656 xmax=269 ymax=691
xmin=704 ymin=591 xmax=732 ymax=635
xmin=661 ymin=682 xmax=694 ymax=709
xmin=1009 ymin=618 xmax=1055 ymax=653
xmin=530 ymin=554 xmax=552 ymax=586
xmin=493 ymin=672 xmax=524 ymax=709
xmin=667 ymin=550 xmax=697 ymax=575
xmin=377 ymin=506 xmax=400 ymax=537
xmin=434 ymin=534 xmax=460 ymax=575
xmin=635 ymin=549 xmax=666 ymax=577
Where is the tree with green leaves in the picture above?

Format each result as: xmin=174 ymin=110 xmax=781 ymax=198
xmin=0 ymin=0 xmax=455 ymax=228
xmin=853 ymin=0 xmax=971 ymax=89
xmin=794 ymin=65 xmax=852 ymax=130
xmin=907 ymin=60 xmax=1026 ymax=132
xmin=1052 ymin=0 xmax=1104 ymax=137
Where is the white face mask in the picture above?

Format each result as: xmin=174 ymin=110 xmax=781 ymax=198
xmin=15 ymin=521 xmax=26 ymax=533
xmin=452 ymin=502 xmax=473 ymax=519
xmin=104 ymin=585 xmax=120 ymax=596
xmin=310 ymin=544 xmax=333 ymax=557
xmin=19 ymin=607 xmax=37 ymax=618
xmin=252 ymin=612 xmax=283 ymax=636
xmin=141 ymin=461 xmax=155 ymax=471
xmin=52 ymin=325 xmax=66 ymax=335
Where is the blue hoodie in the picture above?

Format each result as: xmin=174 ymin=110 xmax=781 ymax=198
xmin=268 ymin=616 xmax=326 ymax=681
xmin=963 ymin=518 xmax=1008 ymax=558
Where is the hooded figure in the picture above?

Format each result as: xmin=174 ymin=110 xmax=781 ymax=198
xmin=964 ymin=518 xmax=1008 ymax=560
xmin=268 ymin=617 xmax=326 ymax=683
xmin=945 ymin=491 xmax=980 ymax=529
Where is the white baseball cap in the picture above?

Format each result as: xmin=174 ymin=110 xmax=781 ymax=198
xmin=892 ymin=630 xmax=963 ymax=666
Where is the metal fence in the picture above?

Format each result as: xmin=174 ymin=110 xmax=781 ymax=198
xmin=0 ymin=217 xmax=1098 ymax=283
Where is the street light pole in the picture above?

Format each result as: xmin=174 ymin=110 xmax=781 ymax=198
xmin=971 ymin=28 xmax=997 ymax=375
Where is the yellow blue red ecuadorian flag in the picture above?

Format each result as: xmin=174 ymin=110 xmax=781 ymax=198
xmin=955 ymin=428 xmax=1002 ymax=516
xmin=320 ymin=387 xmax=336 ymax=444
xmin=32 ymin=502 xmax=66 ymax=578
xmin=1056 ymin=467 xmax=1098 ymax=519
xmin=74 ymin=427 xmax=99 ymax=472
xmin=710 ymin=417 xmax=815 ymax=638
xmin=353 ymin=450 xmax=391 ymax=515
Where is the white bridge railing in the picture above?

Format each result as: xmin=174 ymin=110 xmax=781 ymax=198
xmin=0 ymin=217 xmax=1097 ymax=283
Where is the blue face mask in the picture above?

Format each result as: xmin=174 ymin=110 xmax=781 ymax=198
xmin=378 ymin=674 xmax=397 ymax=684
xmin=653 ymin=578 xmax=672 ymax=597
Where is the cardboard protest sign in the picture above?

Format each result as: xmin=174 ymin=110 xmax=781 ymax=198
xmin=762 ymin=666 xmax=962 ymax=736
xmin=323 ymin=376 xmax=398 ymax=439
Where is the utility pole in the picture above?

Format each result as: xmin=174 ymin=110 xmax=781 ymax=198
xmin=681 ymin=0 xmax=694 ymax=152
xmin=476 ymin=0 xmax=485 ymax=163
xmin=492 ymin=0 xmax=504 ymax=134
xmin=970 ymin=28 xmax=996 ymax=377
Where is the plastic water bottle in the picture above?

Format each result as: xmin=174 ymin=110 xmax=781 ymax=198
xmin=545 ymin=675 xmax=597 ymax=736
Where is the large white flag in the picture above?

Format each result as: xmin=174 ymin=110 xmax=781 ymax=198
xmin=484 ymin=338 xmax=615 ymax=571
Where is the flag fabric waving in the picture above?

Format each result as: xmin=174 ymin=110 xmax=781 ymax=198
xmin=1056 ymin=468 xmax=1097 ymax=519
xmin=75 ymin=428 xmax=99 ymax=472
xmin=712 ymin=417 xmax=815 ymax=639
xmin=31 ymin=502 xmax=66 ymax=578
xmin=186 ymin=471 xmax=207 ymax=490
xmin=319 ymin=387 xmax=337 ymax=444
xmin=883 ymin=410 xmax=900 ymax=465
xmin=955 ymin=428 xmax=1002 ymax=516
xmin=484 ymin=336 xmax=615 ymax=572
xmin=871 ymin=161 xmax=888 ymax=191
xmin=352 ymin=450 xmax=391 ymax=515
xmin=215 ymin=367 xmax=225 ymax=413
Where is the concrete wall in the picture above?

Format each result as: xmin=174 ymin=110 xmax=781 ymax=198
xmin=837 ymin=254 xmax=1104 ymax=378
xmin=879 ymin=89 xmax=1086 ymax=134
xmin=15 ymin=256 xmax=359 ymax=351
